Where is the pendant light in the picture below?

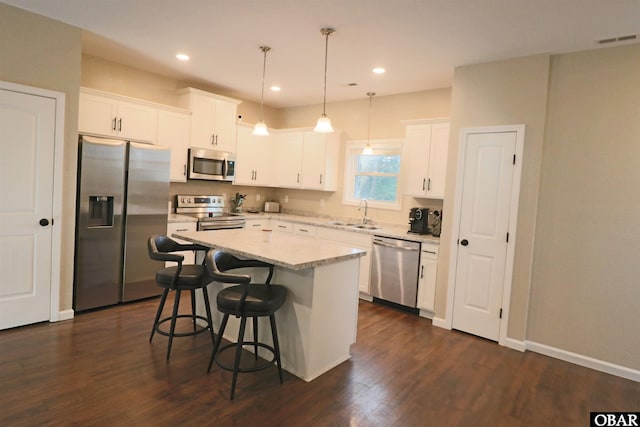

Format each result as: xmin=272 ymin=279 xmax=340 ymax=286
xmin=362 ymin=92 xmax=375 ymax=155
xmin=252 ymin=45 xmax=271 ymax=136
xmin=314 ymin=28 xmax=335 ymax=133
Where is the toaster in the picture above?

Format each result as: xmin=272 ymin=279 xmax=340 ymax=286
xmin=264 ymin=201 xmax=280 ymax=213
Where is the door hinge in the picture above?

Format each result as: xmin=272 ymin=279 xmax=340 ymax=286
xmin=506 ymin=232 xmax=509 ymax=243
xmin=499 ymin=308 xmax=503 ymax=319
xmin=513 ymin=154 xmax=516 ymax=165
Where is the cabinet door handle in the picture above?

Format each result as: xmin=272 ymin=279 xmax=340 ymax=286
xmin=176 ymin=228 xmax=189 ymax=232
xmin=214 ymin=134 xmax=218 ymax=146
xmin=211 ymin=134 xmax=215 ymax=145
xmin=112 ymin=117 xmax=117 ymax=131
xmin=427 ymin=178 xmax=431 ymax=191
xmin=299 ymin=228 xmax=308 ymax=233
xmin=420 ymin=265 xmax=424 ymax=279
xmin=277 ymin=225 xmax=287 ymax=229
xmin=319 ymin=174 xmax=323 ymax=184
xmin=422 ymin=178 xmax=426 ymax=191
xmin=118 ymin=118 xmax=122 ymax=131
xmin=183 ymin=164 xmax=187 ymax=176
xmin=460 ymin=239 xmax=469 ymax=246
xmin=297 ymin=173 xmax=300 ymax=183
xmin=255 ymin=170 xmax=258 ymax=180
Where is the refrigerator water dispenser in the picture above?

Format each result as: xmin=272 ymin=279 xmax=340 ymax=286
xmin=88 ymin=196 xmax=114 ymax=227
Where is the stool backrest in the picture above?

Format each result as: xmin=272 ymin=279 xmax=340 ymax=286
xmin=148 ymin=235 xmax=185 ymax=264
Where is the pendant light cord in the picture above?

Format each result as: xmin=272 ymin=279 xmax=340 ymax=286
xmin=320 ymin=28 xmax=334 ymax=117
xmin=259 ymin=46 xmax=270 ymax=121
xmin=367 ymin=92 xmax=374 ymax=142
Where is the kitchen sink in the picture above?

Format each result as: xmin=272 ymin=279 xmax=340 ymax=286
xmin=351 ymin=224 xmax=381 ymax=230
xmin=327 ymin=221 xmax=358 ymax=226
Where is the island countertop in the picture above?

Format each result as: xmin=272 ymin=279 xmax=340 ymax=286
xmin=173 ymin=228 xmax=366 ymax=270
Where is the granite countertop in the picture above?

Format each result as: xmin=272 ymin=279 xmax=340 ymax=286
xmin=168 ymin=213 xmax=198 ymax=223
xmin=240 ymin=212 xmax=441 ymax=244
xmin=173 ymin=229 xmax=366 ymax=270
xmin=169 ymin=211 xmax=440 ymax=244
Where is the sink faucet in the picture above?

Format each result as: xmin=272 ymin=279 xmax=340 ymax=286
xmin=358 ymin=199 xmax=369 ymax=224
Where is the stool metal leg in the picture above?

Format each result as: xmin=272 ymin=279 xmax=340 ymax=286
xmin=270 ymin=314 xmax=284 ymax=384
xmin=253 ymin=317 xmax=259 ymax=360
xmin=167 ymin=289 xmax=181 ymax=361
xmin=150 ymin=288 xmax=169 ymax=342
xmin=190 ymin=289 xmax=197 ymax=332
xmin=230 ymin=316 xmax=248 ymax=400
xmin=208 ymin=313 xmax=229 ymax=373
xmin=202 ymin=286 xmax=216 ymax=347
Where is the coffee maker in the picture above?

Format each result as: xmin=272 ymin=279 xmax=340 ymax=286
xmin=408 ymin=208 xmax=429 ymax=234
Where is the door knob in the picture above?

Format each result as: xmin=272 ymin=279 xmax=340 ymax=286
xmin=460 ymin=239 xmax=469 ymax=246
xmin=39 ymin=218 xmax=50 ymax=226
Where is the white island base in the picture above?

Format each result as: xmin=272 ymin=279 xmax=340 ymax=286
xmin=175 ymin=228 xmax=365 ymax=382
xmin=204 ymin=257 xmax=360 ymax=382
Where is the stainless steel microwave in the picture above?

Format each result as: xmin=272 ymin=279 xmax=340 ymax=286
xmin=188 ymin=148 xmax=235 ymax=182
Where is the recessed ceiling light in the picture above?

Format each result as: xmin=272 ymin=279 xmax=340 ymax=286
xmin=176 ymin=53 xmax=190 ymax=61
xmin=372 ymin=67 xmax=386 ymax=74
xmin=270 ymin=86 xmax=281 ymax=92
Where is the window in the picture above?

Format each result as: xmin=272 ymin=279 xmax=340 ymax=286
xmin=343 ymin=140 xmax=402 ymax=210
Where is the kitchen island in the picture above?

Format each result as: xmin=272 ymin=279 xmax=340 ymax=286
xmin=172 ymin=228 xmax=366 ymax=382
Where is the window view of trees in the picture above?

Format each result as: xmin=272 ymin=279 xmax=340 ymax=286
xmin=353 ymin=154 xmax=401 ymax=202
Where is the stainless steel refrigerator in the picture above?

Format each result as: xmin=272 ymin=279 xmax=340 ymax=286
xmin=74 ymin=135 xmax=170 ymax=311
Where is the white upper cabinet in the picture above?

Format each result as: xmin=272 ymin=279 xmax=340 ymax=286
xmin=234 ymin=125 xmax=273 ymax=186
xmin=79 ymin=88 xmax=158 ymax=143
xmin=272 ymin=130 xmax=340 ymax=191
xmin=157 ymin=109 xmax=191 ymax=182
xmin=178 ymin=87 xmax=241 ymax=153
xmin=403 ymin=120 xmax=450 ymax=199
xmin=273 ymin=131 xmax=304 ymax=188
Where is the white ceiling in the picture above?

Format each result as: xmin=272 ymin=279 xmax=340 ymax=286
xmin=3 ymin=0 xmax=640 ymax=108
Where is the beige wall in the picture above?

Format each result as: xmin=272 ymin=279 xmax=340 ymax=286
xmin=439 ymin=54 xmax=550 ymax=341
xmin=0 ymin=3 xmax=82 ymax=312
xmin=528 ymin=44 xmax=640 ymax=370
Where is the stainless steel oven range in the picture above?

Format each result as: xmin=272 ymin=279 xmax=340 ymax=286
xmin=175 ymin=194 xmax=245 ymax=231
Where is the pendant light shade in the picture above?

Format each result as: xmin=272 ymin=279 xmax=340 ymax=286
xmin=314 ymin=28 xmax=335 ymax=133
xmin=362 ymin=92 xmax=375 ymax=155
xmin=253 ymin=45 xmax=271 ymax=136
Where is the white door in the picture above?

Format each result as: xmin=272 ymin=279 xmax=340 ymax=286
xmin=0 ymin=88 xmax=56 ymax=329
xmin=452 ymin=130 xmax=517 ymax=341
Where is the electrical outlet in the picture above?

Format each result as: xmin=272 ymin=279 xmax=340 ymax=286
xmin=256 ymin=193 xmax=261 ymax=201
xmin=283 ymin=195 xmax=289 ymax=203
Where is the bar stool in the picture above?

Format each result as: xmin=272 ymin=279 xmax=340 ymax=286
xmin=204 ymin=250 xmax=287 ymax=400
xmin=147 ymin=235 xmax=215 ymax=361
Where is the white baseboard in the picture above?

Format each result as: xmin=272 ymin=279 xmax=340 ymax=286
xmin=358 ymin=293 xmax=373 ymax=302
xmin=418 ymin=309 xmax=434 ymax=319
xmin=526 ymin=340 xmax=640 ymax=383
xmin=55 ymin=309 xmax=74 ymax=322
xmin=432 ymin=317 xmax=450 ymax=329
xmin=504 ymin=337 xmax=526 ymax=352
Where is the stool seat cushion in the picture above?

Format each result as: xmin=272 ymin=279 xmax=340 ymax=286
xmin=217 ymin=284 xmax=287 ymax=316
xmin=155 ymin=264 xmax=206 ymax=289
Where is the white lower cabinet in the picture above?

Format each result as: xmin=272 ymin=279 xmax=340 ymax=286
xmin=293 ymin=224 xmax=316 ymax=237
xmin=245 ymin=218 xmax=270 ymax=230
xmin=272 ymin=220 xmax=293 ymax=233
xmin=317 ymin=228 xmax=372 ymax=296
xmin=417 ymin=242 xmax=439 ymax=314
xmin=166 ymin=221 xmax=197 ymax=266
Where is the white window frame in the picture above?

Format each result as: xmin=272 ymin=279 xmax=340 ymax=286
xmin=342 ymin=139 xmax=403 ymax=210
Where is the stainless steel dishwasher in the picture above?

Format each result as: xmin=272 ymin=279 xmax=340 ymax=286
xmin=370 ymin=235 xmax=421 ymax=308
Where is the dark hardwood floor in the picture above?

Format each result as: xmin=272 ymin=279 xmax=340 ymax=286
xmin=1 ymin=297 xmax=638 ymax=426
